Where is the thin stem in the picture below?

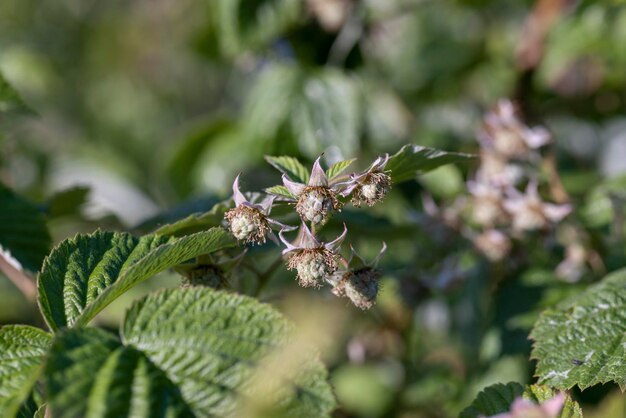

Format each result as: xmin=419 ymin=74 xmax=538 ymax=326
xmin=0 ymin=253 xmax=36 ymax=302
xmin=253 ymin=255 xmax=285 ymax=297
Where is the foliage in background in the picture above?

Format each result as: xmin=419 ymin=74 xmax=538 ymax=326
xmin=2 ymin=0 xmax=626 ymax=417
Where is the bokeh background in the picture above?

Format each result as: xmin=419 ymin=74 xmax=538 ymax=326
xmin=1 ymin=0 xmax=626 ymax=416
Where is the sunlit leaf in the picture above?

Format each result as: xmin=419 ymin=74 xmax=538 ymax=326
xmin=326 ymin=159 xmax=356 ymax=181
xmin=265 ymin=185 xmax=296 ymax=199
xmin=531 ymin=267 xmax=626 ymax=390
xmin=45 ymin=288 xmax=335 ymax=418
xmin=265 ymin=155 xmax=310 ymax=183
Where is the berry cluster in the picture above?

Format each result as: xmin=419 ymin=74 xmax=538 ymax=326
xmin=224 ymin=155 xmax=391 ymax=309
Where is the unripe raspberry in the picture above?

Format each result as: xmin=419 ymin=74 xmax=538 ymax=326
xmin=180 ymin=265 xmax=227 ymax=289
xmin=287 ymin=249 xmax=337 ymax=288
xmin=333 ymin=268 xmax=380 ymax=310
xmin=225 ymin=205 xmax=271 ymax=244
xmin=296 ymin=187 xmax=338 ymax=224
xmin=351 ymin=172 xmax=391 ymax=207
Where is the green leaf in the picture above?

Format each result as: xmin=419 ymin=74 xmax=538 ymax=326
xmin=243 ymin=65 xmax=361 ymax=159
xmin=45 ymin=328 xmax=192 ymax=418
xmin=0 ymin=72 xmax=31 ymax=116
xmin=0 ymin=183 xmax=51 ymax=272
xmin=151 ymin=201 xmax=231 ymax=237
xmin=210 ymin=0 xmax=302 ymax=57
xmin=43 ymin=187 xmax=89 ymax=219
xmin=37 ymin=228 xmax=236 ymax=331
xmin=265 ymin=185 xmax=296 ymax=199
xmin=32 ymin=405 xmax=46 ymax=418
xmin=0 ymin=326 xmax=51 ymax=418
xmin=122 ymin=288 xmax=335 ymax=417
xmin=291 ymin=68 xmax=361 ymax=159
xmin=45 ymin=289 xmax=335 ymax=418
xmin=523 ymin=385 xmax=582 ymax=418
xmin=386 ymin=144 xmax=475 ymax=183
xmin=459 ymin=382 xmax=524 ymax=418
xmin=265 ymin=155 xmax=310 ymax=183
xmin=530 ymin=267 xmax=626 ymax=390
xmin=326 ymin=159 xmax=356 ymax=181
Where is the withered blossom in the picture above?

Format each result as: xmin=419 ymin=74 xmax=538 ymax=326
xmin=341 ymin=155 xmax=392 ymax=207
xmin=331 ymin=243 xmax=386 ymax=310
xmin=467 ymin=180 xmax=508 ymax=227
xmin=280 ymin=222 xmax=347 ymax=288
xmin=225 ymin=175 xmax=287 ymax=245
xmin=503 ymin=181 xmax=571 ymax=231
xmin=478 ymin=99 xmax=551 ymax=159
xmin=282 ymin=157 xmax=342 ymax=224
xmin=473 ymin=229 xmax=511 ymax=262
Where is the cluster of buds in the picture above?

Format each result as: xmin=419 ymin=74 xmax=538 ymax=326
xmin=464 ymin=99 xmax=571 ymax=261
xmin=222 ymin=155 xmax=392 ymax=309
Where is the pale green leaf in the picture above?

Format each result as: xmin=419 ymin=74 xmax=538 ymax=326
xmin=326 ymin=159 xmax=356 ymax=181
xmin=45 ymin=328 xmax=192 ymax=418
xmin=530 ymin=267 xmax=626 ymax=390
xmin=265 ymin=185 xmax=296 ymax=200
xmin=0 ymin=326 xmax=51 ymax=418
xmin=37 ymin=228 xmax=236 ymax=331
xmin=32 ymin=405 xmax=46 ymax=418
xmin=0 ymin=183 xmax=51 ymax=272
xmin=523 ymin=385 xmax=582 ymax=418
xmin=386 ymin=144 xmax=475 ymax=183
xmin=243 ymin=65 xmax=361 ymax=159
xmin=265 ymin=156 xmax=310 ymax=183
xmin=122 ymin=288 xmax=336 ymax=417
xmin=459 ymin=382 xmax=524 ymax=418
xmin=291 ymin=69 xmax=361 ymax=159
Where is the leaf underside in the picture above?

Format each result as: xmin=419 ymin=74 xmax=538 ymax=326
xmin=530 ymin=268 xmax=626 ymax=391
xmin=386 ymin=144 xmax=475 ymax=183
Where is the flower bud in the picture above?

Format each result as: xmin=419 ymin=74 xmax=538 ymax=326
xmin=333 ymin=267 xmax=380 ymax=310
xmin=474 ymin=229 xmax=511 ymax=262
xmin=180 ymin=265 xmax=227 ymax=289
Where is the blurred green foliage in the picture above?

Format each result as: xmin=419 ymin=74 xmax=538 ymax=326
xmin=2 ymin=0 xmax=626 ymax=417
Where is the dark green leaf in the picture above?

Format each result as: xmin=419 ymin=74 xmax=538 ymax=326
xmin=530 ymin=267 xmax=626 ymax=390
xmin=210 ymin=0 xmax=302 ymax=57
xmin=0 ymin=183 xmax=51 ymax=272
xmin=37 ymin=228 xmax=236 ymax=331
xmin=459 ymin=382 xmax=524 ymax=418
xmin=122 ymin=288 xmax=336 ymax=417
xmin=0 ymin=326 xmax=51 ymax=418
xmin=265 ymin=155 xmax=310 ymax=183
xmin=46 ymin=328 xmax=192 ymax=418
xmin=0 ymin=73 xmax=31 ymax=116
xmin=386 ymin=144 xmax=475 ymax=183
xmin=43 ymin=187 xmax=89 ymax=219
